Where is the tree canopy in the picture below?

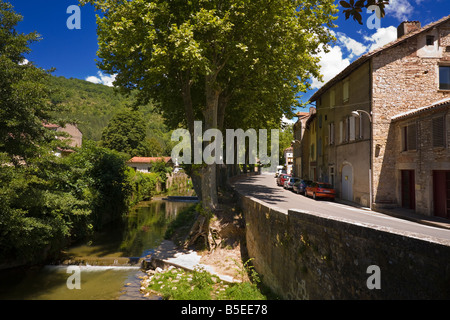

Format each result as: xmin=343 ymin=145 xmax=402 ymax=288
xmin=0 ymin=1 xmax=59 ymax=162
xmin=82 ymin=0 xmax=338 ymax=212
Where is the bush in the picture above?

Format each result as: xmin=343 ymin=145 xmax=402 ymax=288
xmin=126 ymin=168 xmax=159 ymax=206
xmin=144 ymin=266 xmax=266 ymax=300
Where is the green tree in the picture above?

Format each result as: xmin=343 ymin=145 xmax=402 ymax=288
xmin=0 ymin=1 xmax=60 ymax=163
xmin=81 ymin=0 xmax=337 ymax=249
xmin=100 ymin=108 xmax=148 ymax=156
xmin=82 ymin=0 xmax=337 ymax=205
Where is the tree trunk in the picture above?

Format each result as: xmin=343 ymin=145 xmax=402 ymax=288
xmin=201 ymin=74 xmax=220 ymax=211
xmin=183 ymin=74 xmax=221 ymax=250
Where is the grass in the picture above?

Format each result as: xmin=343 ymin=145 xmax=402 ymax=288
xmin=143 ymin=265 xmax=267 ymax=300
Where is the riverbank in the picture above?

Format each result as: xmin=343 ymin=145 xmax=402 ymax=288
xmin=139 ymin=185 xmax=276 ymax=299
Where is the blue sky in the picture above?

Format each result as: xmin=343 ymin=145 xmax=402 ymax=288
xmin=12 ymin=0 xmax=449 ymax=118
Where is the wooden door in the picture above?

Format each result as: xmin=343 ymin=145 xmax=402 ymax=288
xmin=433 ymin=171 xmax=450 ymax=219
xmin=401 ymin=170 xmax=415 ymax=210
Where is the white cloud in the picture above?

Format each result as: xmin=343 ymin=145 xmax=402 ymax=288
xmin=310 ymin=26 xmax=398 ymax=90
xmin=281 ymin=115 xmax=295 ymax=125
xmin=385 ymin=0 xmax=414 ymax=21
xmin=19 ymin=59 xmax=29 ymax=65
xmin=363 ymin=26 xmax=398 ymax=52
xmin=310 ymin=45 xmax=351 ymax=89
xmin=85 ymin=71 xmax=117 ymax=87
xmin=336 ymin=32 xmax=367 ymax=59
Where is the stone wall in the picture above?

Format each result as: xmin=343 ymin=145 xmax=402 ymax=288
xmin=393 ymin=106 xmax=450 ymax=215
xmin=371 ymin=20 xmax=450 ymax=207
xmin=240 ymin=194 xmax=450 ymax=299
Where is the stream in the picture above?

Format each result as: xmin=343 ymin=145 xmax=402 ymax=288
xmin=0 ymin=198 xmax=195 ymax=300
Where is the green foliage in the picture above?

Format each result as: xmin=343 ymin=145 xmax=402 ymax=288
xmin=150 ymin=159 xmax=172 ymax=184
xmin=0 ymin=1 xmax=165 ymax=266
xmin=145 ymin=266 xmax=266 ymax=300
xmin=0 ymin=152 xmax=92 ymax=263
xmin=64 ymin=141 xmax=132 ymax=229
xmin=126 ymin=168 xmax=159 ymax=206
xmin=0 ymin=1 xmax=62 ymax=162
xmin=46 ymin=75 xmax=174 ymax=155
xmin=100 ymin=108 xmax=148 ymax=156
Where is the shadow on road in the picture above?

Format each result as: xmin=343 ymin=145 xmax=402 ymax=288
xmin=234 ymin=175 xmax=289 ymax=206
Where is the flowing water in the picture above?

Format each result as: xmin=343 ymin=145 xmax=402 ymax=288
xmin=0 ymin=198 xmax=195 ymax=300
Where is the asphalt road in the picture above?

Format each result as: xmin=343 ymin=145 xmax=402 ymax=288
xmin=233 ymin=173 xmax=450 ymax=245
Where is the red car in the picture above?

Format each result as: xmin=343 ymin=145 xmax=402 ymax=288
xmin=305 ymin=182 xmax=336 ymax=200
xmin=277 ymin=174 xmax=291 ymax=186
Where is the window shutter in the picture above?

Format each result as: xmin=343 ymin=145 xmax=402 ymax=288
xmin=407 ymin=123 xmax=417 ymax=150
xmin=329 ymin=123 xmax=335 ymax=145
xmin=432 ymin=116 xmax=445 ymax=148
xmin=349 ymin=116 xmax=356 ymax=141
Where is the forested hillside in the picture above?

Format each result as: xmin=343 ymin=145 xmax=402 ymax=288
xmin=48 ymin=76 xmax=174 ymax=156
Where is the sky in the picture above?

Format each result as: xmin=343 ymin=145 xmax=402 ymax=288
xmin=11 ymin=0 xmax=450 ymax=121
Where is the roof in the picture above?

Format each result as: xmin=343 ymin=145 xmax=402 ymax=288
xmin=391 ymin=98 xmax=450 ymax=121
xmin=127 ymin=156 xmax=172 ymax=164
xmin=296 ymin=112 xmax=310 ymax=119
xmin=310 ymin=14 xmax=450 ymax=102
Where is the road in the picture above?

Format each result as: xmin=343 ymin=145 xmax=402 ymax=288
xmin=233 ymin=173 xmax=450 ymax=244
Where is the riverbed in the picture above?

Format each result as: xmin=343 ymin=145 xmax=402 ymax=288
xmin=0 ymin=199 xmax=194 ymax=300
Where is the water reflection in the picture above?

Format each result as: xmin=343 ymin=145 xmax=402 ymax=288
xmin=0 ymin=200 xmax=193 ymax=300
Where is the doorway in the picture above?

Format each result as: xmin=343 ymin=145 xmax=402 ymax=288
xmin=433 ymin=170 xmax=450 ymax=219
xmin=342 ymin=164 xmax=353 ymax=201
xmin=401 ymin=170 xmax=415 ymax=210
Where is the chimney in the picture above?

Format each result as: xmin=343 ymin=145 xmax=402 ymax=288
xmin=397 ymin=21 xmax=421 ymax=38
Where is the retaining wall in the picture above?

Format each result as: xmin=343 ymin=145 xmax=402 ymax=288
xmin=240 ymin=195 xmax=450 ymax=299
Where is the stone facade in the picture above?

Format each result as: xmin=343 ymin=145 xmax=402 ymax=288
xmin=292 ymin=109 xmax=315 ymax=179
xmin=391 ymin=100 xmax=450 ymax=217
xmin=302 ymin=15 xmax=450 ymax=216
xmin=371 ymin=19 xmax=450 ymax=214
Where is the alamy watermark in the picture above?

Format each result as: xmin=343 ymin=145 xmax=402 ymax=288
xmin=66 ymin=266 xmax=81 ymax=290
xmin=367 ymin=5 xmax=382 ymax=30
xmin=366 ymin=265 xmax=381 ymax=290
xmin=171 ymin=121 xmax=280 ymax=170
xmin=67 ymin=5 xmax=81 ymax=30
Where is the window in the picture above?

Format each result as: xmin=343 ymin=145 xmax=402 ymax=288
xmin=432 ymin=116 xmax=446 ymax=148
xmin=318 ymin=137 xmax=322 ymax=156
xmin=329 ymin=166 xmax=335 ymax=188
xmin=329 ymin=122 xmax=335 ymax=145
xmin=349 ymin=116 xmax=356 ymax=141
xmin=401 ymin=123 xmax=417 ymax=151
xmin=330 ymin=89 xmax=335 ymax=108
xmin=358 ymin=115 xmax=364 ymax=139
xmin=439 ymin=66 xmax=450 ymax=90
xmin=343 ymin=79 xmax=349 ymax=102
xmin=426 ymin=35 xmax=435 ymax=46
xmin=339 ymin=121 xmax=343 ymax=144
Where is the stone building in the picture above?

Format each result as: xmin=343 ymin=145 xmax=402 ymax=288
xmin=391 ymin=98 xmax=450 ymax=218
xmin=301 ymin=15 xmax=450 ymax=218
xmin=126 ymin=156 xmax=172 ymax=173
xmin=43 ymin=123 xmax=83 ymax=156
xmin=292 ymin=108 xmax=316 ymax=179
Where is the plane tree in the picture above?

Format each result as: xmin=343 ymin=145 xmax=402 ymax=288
xmin=81 ymin=0 xmax=338 ymax=248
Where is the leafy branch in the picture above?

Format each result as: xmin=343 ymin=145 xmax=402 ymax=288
xmin=339 ymin=0 xmax=390 ymax=24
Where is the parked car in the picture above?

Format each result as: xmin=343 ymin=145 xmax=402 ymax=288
xmin=293 ymin=179 xmax=312 ymax=194
xmin=305 ymin=182 xmax=336 ymax=200
xmin=275 ymin=168 xmax=286 ymax=178
xmin=284 ymin=177 xmax=300 ymax=190
xmin=277 ymin=174 xmax=291 ymax=186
